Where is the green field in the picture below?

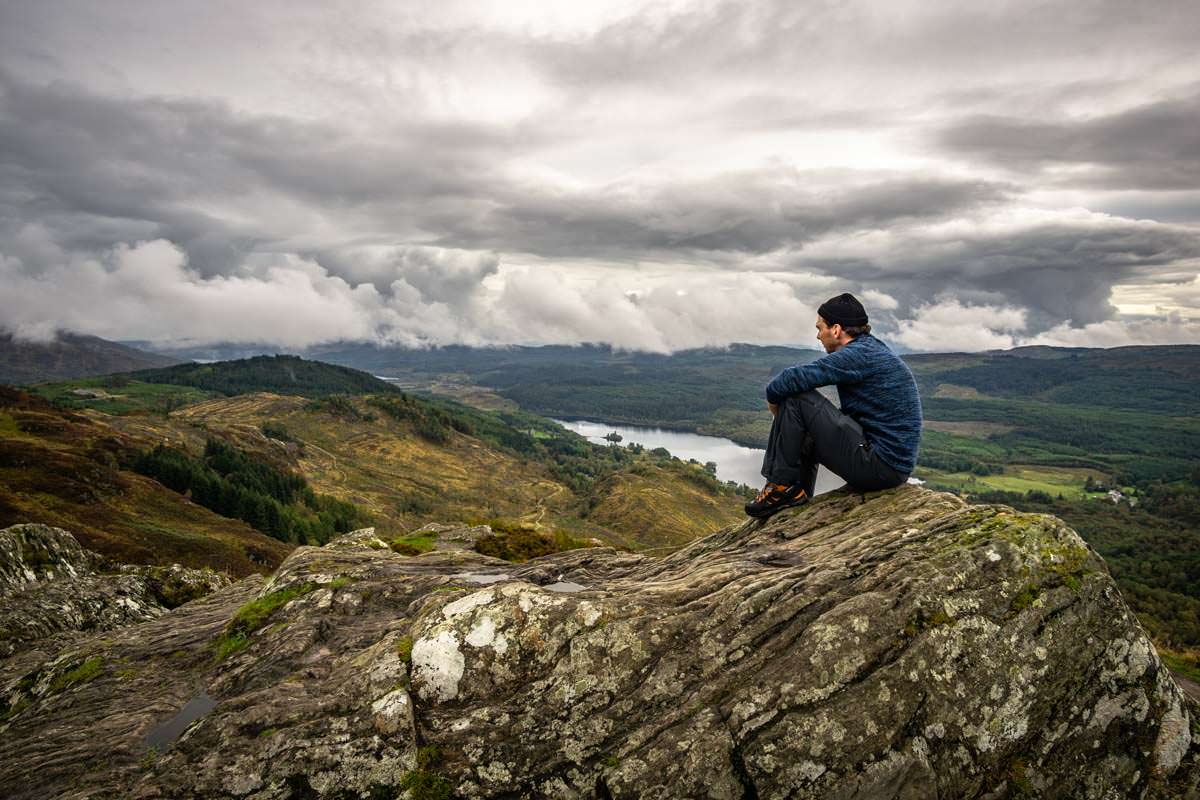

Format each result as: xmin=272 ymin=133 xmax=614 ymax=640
xmin=920 ymin=464 xmax=1100 ymax=498
xmin=31 ymin=377 xmax=215 ymax=415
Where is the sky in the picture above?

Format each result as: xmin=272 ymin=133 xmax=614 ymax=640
xmin=1 ymin=0 xmax=1199 ymax=353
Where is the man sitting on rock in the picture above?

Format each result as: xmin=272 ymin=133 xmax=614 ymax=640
xmin=745 ymin=293 xmax=922 ymax=518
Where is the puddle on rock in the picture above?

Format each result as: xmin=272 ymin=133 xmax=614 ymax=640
xmin=543 ymin=581 xmax=587 ymax=593
xmin=452 ymin=572 xmax=512 ymax=585
xmin=144 ymin=689 xmax=216 ymax=751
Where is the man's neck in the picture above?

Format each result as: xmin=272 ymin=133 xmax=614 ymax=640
xmin=831 ymin=335 xmax=857 ymax=352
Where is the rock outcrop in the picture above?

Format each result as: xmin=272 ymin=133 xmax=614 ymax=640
xmin=0 ymin=488 xmax=1197 ymax=799
xmin=0 ymin=523 xmax=230 ymax=659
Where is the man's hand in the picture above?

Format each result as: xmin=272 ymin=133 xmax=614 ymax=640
xmin=768 ymin=401 xmax=779 ymax=417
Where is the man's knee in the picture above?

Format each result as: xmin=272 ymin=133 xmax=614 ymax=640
xmin=780 ymin=390 xmax=825 ymax=411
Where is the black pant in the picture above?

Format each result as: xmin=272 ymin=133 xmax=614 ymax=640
xmin=761 ymin=391 xmax=908 ymax=496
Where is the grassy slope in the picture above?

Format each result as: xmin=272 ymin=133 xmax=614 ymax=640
xmin=0 ymin=389 xmax=291 ymax=575
xmin=97 ymin=393 xmax=744 ymax=551
xmin=586 ymin=463 xmax=745 ymax=551
xmin=165 ymin=393 xmax=574 ymax=528
xmin=31 ymin=377 xmax=217 ymax=416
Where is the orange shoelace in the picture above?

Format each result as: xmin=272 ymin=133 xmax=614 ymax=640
xmin=754 ymin=482 xmax=789 ymax=503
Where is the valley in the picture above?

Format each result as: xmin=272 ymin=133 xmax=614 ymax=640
xmin=4 ymin=359 xmax=748 ymax=576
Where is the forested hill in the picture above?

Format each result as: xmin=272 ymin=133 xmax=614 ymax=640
xmin=0 ymin=331 xmax=182 ymax=384
xmin=905 ymin=344 xmax=1199 ymax=414
xmin=123 ymin=355 xmax=402 ymax=398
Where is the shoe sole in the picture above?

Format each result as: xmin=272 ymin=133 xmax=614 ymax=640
xmin=745 ymin=498 xmax=808 ymax=519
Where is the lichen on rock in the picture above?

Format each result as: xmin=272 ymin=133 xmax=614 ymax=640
xmin=0 ymin=524 xmax=229 ymax=659
xmin=0 ymin=488 xmax=1196 ymax=798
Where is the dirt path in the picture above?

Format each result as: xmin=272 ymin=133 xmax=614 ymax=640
xmin=1172 ymin=670 xmax=1200 ymax=703
xmin=529 ymin=483 xmax=565 ymax=526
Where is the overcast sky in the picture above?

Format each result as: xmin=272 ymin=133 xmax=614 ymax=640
xmin=2 ymin=0 xmax=1198 ymax=352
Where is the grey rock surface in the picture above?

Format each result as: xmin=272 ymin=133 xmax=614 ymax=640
xmin=0 ymin=523 xmax=230 ymax=659
xmin=0 ymin=488 xmax=1196 ymax=799
xmin=417 ymin=521 xmax=495 ymax=552
xmin=0 ymin=522 xmax=96 ymax=594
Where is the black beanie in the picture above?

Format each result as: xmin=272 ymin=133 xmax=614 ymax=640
xmin=818 ymin=293 xmax=868 ymax=328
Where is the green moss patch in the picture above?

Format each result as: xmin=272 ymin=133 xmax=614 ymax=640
xmin=214 ymin=633 xmax=251 ymax=661
xmin=214 ymin=582 xmax=316 ymax=660
xmin=904 ymin=606 xmax=955 ymax=637
xmin=475 ymin=523 xmax=593 ymax=563
xmin=389 ymin=533 xmax=438 ymax=556
xmin=399 ymin=746 xmax=452 ymax=800
xmin=50 ymin=656 xmax=104 ymax=693
xmin=951 ymin=510 xmax=1096 ymax=605
xmin=0 ymin=697 xmax=30 ymax=722
xmin=396 ymin=635 xmax=414 ymax=665
xmin=1009 ymin=583 xmax=1039 ymax=614
xmin=145 ymin=568 xmax=216 ymax=609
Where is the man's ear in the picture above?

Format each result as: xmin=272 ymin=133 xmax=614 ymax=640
xmin=830 ymin=323 xmax=843 ymax=338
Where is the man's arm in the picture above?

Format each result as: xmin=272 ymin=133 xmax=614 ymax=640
xmin=765 ymin=347 xmax=867 ymax=404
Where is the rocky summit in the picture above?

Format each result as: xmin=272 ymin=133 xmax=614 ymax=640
xmin=1 ymin=487 xmax=1197 ymax=799
xmin=0 ymin=523 xmax=230 ymax=660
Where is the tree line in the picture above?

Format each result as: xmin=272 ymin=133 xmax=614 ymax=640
xmin=134 ymin=438 xmax=364 ymax=545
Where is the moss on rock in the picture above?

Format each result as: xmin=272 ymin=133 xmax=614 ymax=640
xmin=213 ymin=582 xmax=317 ymax=660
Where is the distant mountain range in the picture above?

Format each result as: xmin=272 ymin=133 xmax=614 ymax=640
xmin=0 ymin=331 xmax=182 ymax=384
xmin=6 ymin=333 xmax=1198 ymax=418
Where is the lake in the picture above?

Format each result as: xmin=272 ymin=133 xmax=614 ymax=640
xmin=554 ymin=419 xmax=846 ymax=495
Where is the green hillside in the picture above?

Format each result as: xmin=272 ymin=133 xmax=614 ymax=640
xmin=0 ymin=387 xmax=292 ymax=574
xmin=10 ymin=360 xmax=749 ymax=567
xmin=123 ymin=354 xmax=402 ymax=398
xmin=317 ymin=342 xmax=820 ymax=444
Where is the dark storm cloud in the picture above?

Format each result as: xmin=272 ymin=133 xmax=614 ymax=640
xmin=0 ymin=69 xmax=1009 ymax=269
xmin=813 ymin=214 xmax=1200 ymax=331
xmin=0 ymin=68 xmax=534 ymax=275
xmin=444 ymin=173 xmax=1009 ymax=258
xmin=523 ymin=0 xmax=1200 ymax=105
xmin=939 ymin=90 xmax=1200 ymax=190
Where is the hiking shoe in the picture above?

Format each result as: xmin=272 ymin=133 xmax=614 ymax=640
xmin=745 ymin=482 xmax=809 ymax=518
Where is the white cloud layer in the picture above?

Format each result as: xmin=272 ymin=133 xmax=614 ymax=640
xmin=0 ymin=240 xmax=826 ymax=352
xmin=894 ymin=299 xmax=1028 ymax=352
xmin=1025 ymin=317 xmax=1200 ymax=348
xmin=3 ymin=234 xmax=1196 ymax=352
xmin=0 ymin=241 xmax=383 ymax=347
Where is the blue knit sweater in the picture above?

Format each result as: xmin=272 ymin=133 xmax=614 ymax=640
xmin=765 ymin=334 xmax=922 ymax=474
